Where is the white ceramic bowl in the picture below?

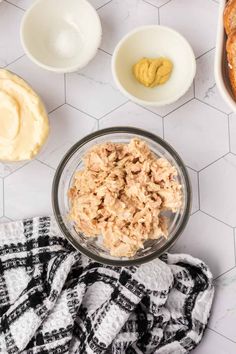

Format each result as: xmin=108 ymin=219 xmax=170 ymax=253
xmin=112 ymin=25 xmax=196 ymax=107
xmin=215 ymin=0 xmax=235 ymax=112
xmin=20 ymin=0 xmax=102 ymax=73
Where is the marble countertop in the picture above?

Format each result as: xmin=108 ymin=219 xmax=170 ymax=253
xmin=0 ymin=0 xmax=235 ymax=352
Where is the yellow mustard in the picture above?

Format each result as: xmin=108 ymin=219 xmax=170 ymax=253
xmin=0 ymin=69 xmax=49 ymax=161
xmin=133 ymin=57 xmax=173 ymax=88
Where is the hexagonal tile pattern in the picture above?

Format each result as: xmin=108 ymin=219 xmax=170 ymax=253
xmin=0 ymin=1 xmax=24 ymax=67
xmin=0 ymin=161 xmax=28 ymax=178
xmin=0 ymin=178 xmax=3 ymax=217
xmin=144 ymin=0 xmax=170 ymax=7
xmin=195 ymin=50 xmax=232 ymax=114
xmin=38 ymin=104 xmax=97 ymax=169
xmin=1 ymin=2 xmax=236 ymax=351
xmin=159 ymin=0 xmax=218 ymax=57
xmin=4 ymin=161 xmax=54 ymax=220
xmin=0 ymin=217 xmax=12 ymax=223
xmin=99 ymin=101 xmax=163 ymax=136
xmin=192 ymin=329 xmax=236 ymax=354
xmin=164 ymin=100 xmax=229 ymax=171
xmin=200 ymin=154 xmax=236 ymax=227
xmin=7 ymin=0 xmax=33 ymax=10
xmin=98 ymin=0 xmax=158 ymax=54
xmin=209 ymin=268 xmax=236 ymax=342
xmin=66 ymin=50 xmax=127 ymax=118
xmin=171 ymin=211 xmax=235 ymax=278
xmin=229 ymin=113 xmax=236 ymax=154
xmin=8 ymin=56 xmax=65 ymax=112
xmin=187 ymin=167 xmax=199 ymax=214
xmin=148 ymin=85 xmax=194 ymax=117
xmin=89 ymin=0 xmax=112 ymax=9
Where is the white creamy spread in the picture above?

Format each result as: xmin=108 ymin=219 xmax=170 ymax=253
xmin=0 ymin=69 xmax=49 ymax=161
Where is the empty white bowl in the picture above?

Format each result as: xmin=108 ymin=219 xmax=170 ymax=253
xmin=112 ymin=25 xmax=196 ymax=107
xmin=20 ymin=0 xmax=102 ymax=73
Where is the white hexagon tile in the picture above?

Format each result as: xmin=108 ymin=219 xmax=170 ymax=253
xmin=98 ymin=0 xmax=158 ymax=53
xmin=192 ymin=329 xmax=236 ymax=354
xmin=66 ymin=50 xmax=127 ymax=118
xmin=1 ymin=1 xmax=236 ymax=352
xmin=164 ymin=99 xmax=229 ymax=171
xmin=0 ymin=1 xmax=24 ymax=67
xmin=8 ymin=55 xmax=65 ymax=112
xmin=89 ymin=0 xmax=112 ymax=9
xmin=0 ymin=217 xmax=12 ymax=223
xmin=200 ymin=154 xmax=236 ymax=227
xmin=99 ymin=101 xmax=163 ymax=136
xmin=143 ymin=0 xmax=170 ymax=7
xmin=6 ymin=0 xmax=32 ymax=10
xmin=147 ymin=84 xmax=194 ymax=117
xmin=209 ymin=267 xmax=236 ymax=343
xmin=38 ymin=104 xmax=97 ymax=169
xmin=159 ymin=0 xmax=218 ymax=57
xmin=171 ymin=211 xmax=235 ymax=278
xmin=4 ymin=161 xmax=54 ymax=220
xmin=0 ymin=160 xmax=29 ymax=179
xmin=229 ymin=113 xmax=236 ymax=154
xmin=195 ymin=49 xmax=232 ymax=114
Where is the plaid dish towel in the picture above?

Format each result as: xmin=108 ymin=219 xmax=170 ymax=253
xmin=0 ymin=217 xmax=214 ymax=354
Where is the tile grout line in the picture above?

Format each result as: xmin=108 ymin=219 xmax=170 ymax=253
xmin=200 ymin=210 xmax=234 ymax=229
xmin=98 ymin=48 xmax=112 ymax=56
xmin=98 ymin=100 xmax=129 ymax=121
xmin=196 ymin=47 xmax=215 ymax=61
xmin=96 ymin=0 xmax=113 ymax=11
xmin=158 ymin=0 xmax=172 ymax=10
xmin=185 ymin=165 xmax=198 ymax=173
xmin=4 ymin=54 xmax=26 ymax=69
xmin=3 ymin=161 xmax=31 ymax=179
xmin=35 ymin=159 xmax=56 ymax=171
xmin=137 ymin=96 xmax=195 ymax=120
xmin=197 ymin=171 xmax=201 ymax=211
xmin=48 ymin=103 xmax=65 ymax=115
xmin=163 ymin=97 xmax=195 ymax=118
xmin=136 ymin=103 xmax=162 ymax=118
xmin=198 ymin=152 xmax=229 ymax=173
xmin=66 ymin=102 xmax=99 ymax=121
xmin=213 ymin=265 xmax=236 ymax=281
xmin=207 ymin=328 xmax=236 ymax=344
xmin=195 ymin=97 xmax=229 ymax=115
xmin=190 ymin=209 xmax=200 ymax=217
xmin=143 ymin=0 xmax=159 ymax=10
xmin=4 ymin=0 xmax=25 ymax=11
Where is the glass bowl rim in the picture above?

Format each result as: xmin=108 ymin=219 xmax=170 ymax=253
xmin=52 ymin=126 xmax=192 ymax=266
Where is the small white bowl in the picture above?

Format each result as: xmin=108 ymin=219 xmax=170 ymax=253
xmin=112 ymin=25 xmax=196 ymax=107
xmin=20 ymin=0 xmax=102 ymax=73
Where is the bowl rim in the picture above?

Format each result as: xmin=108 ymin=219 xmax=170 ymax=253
xmin=111 ymin=25 xmax=196 ymax=107
xmin=52 ymin=126 xmax=192 ymax=266
xmin=20 ymin=0 xmax=102 ymax=73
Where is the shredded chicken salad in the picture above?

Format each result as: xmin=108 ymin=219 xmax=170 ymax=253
xmin=68 ymin=138 xmax=182 ymax=257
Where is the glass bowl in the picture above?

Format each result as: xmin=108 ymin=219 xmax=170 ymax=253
xmin=52 ymin=127 xmax=191 ymax=266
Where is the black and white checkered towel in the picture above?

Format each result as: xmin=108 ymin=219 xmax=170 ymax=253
xmin=0 ymin=216 xmax=214 ymax=354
